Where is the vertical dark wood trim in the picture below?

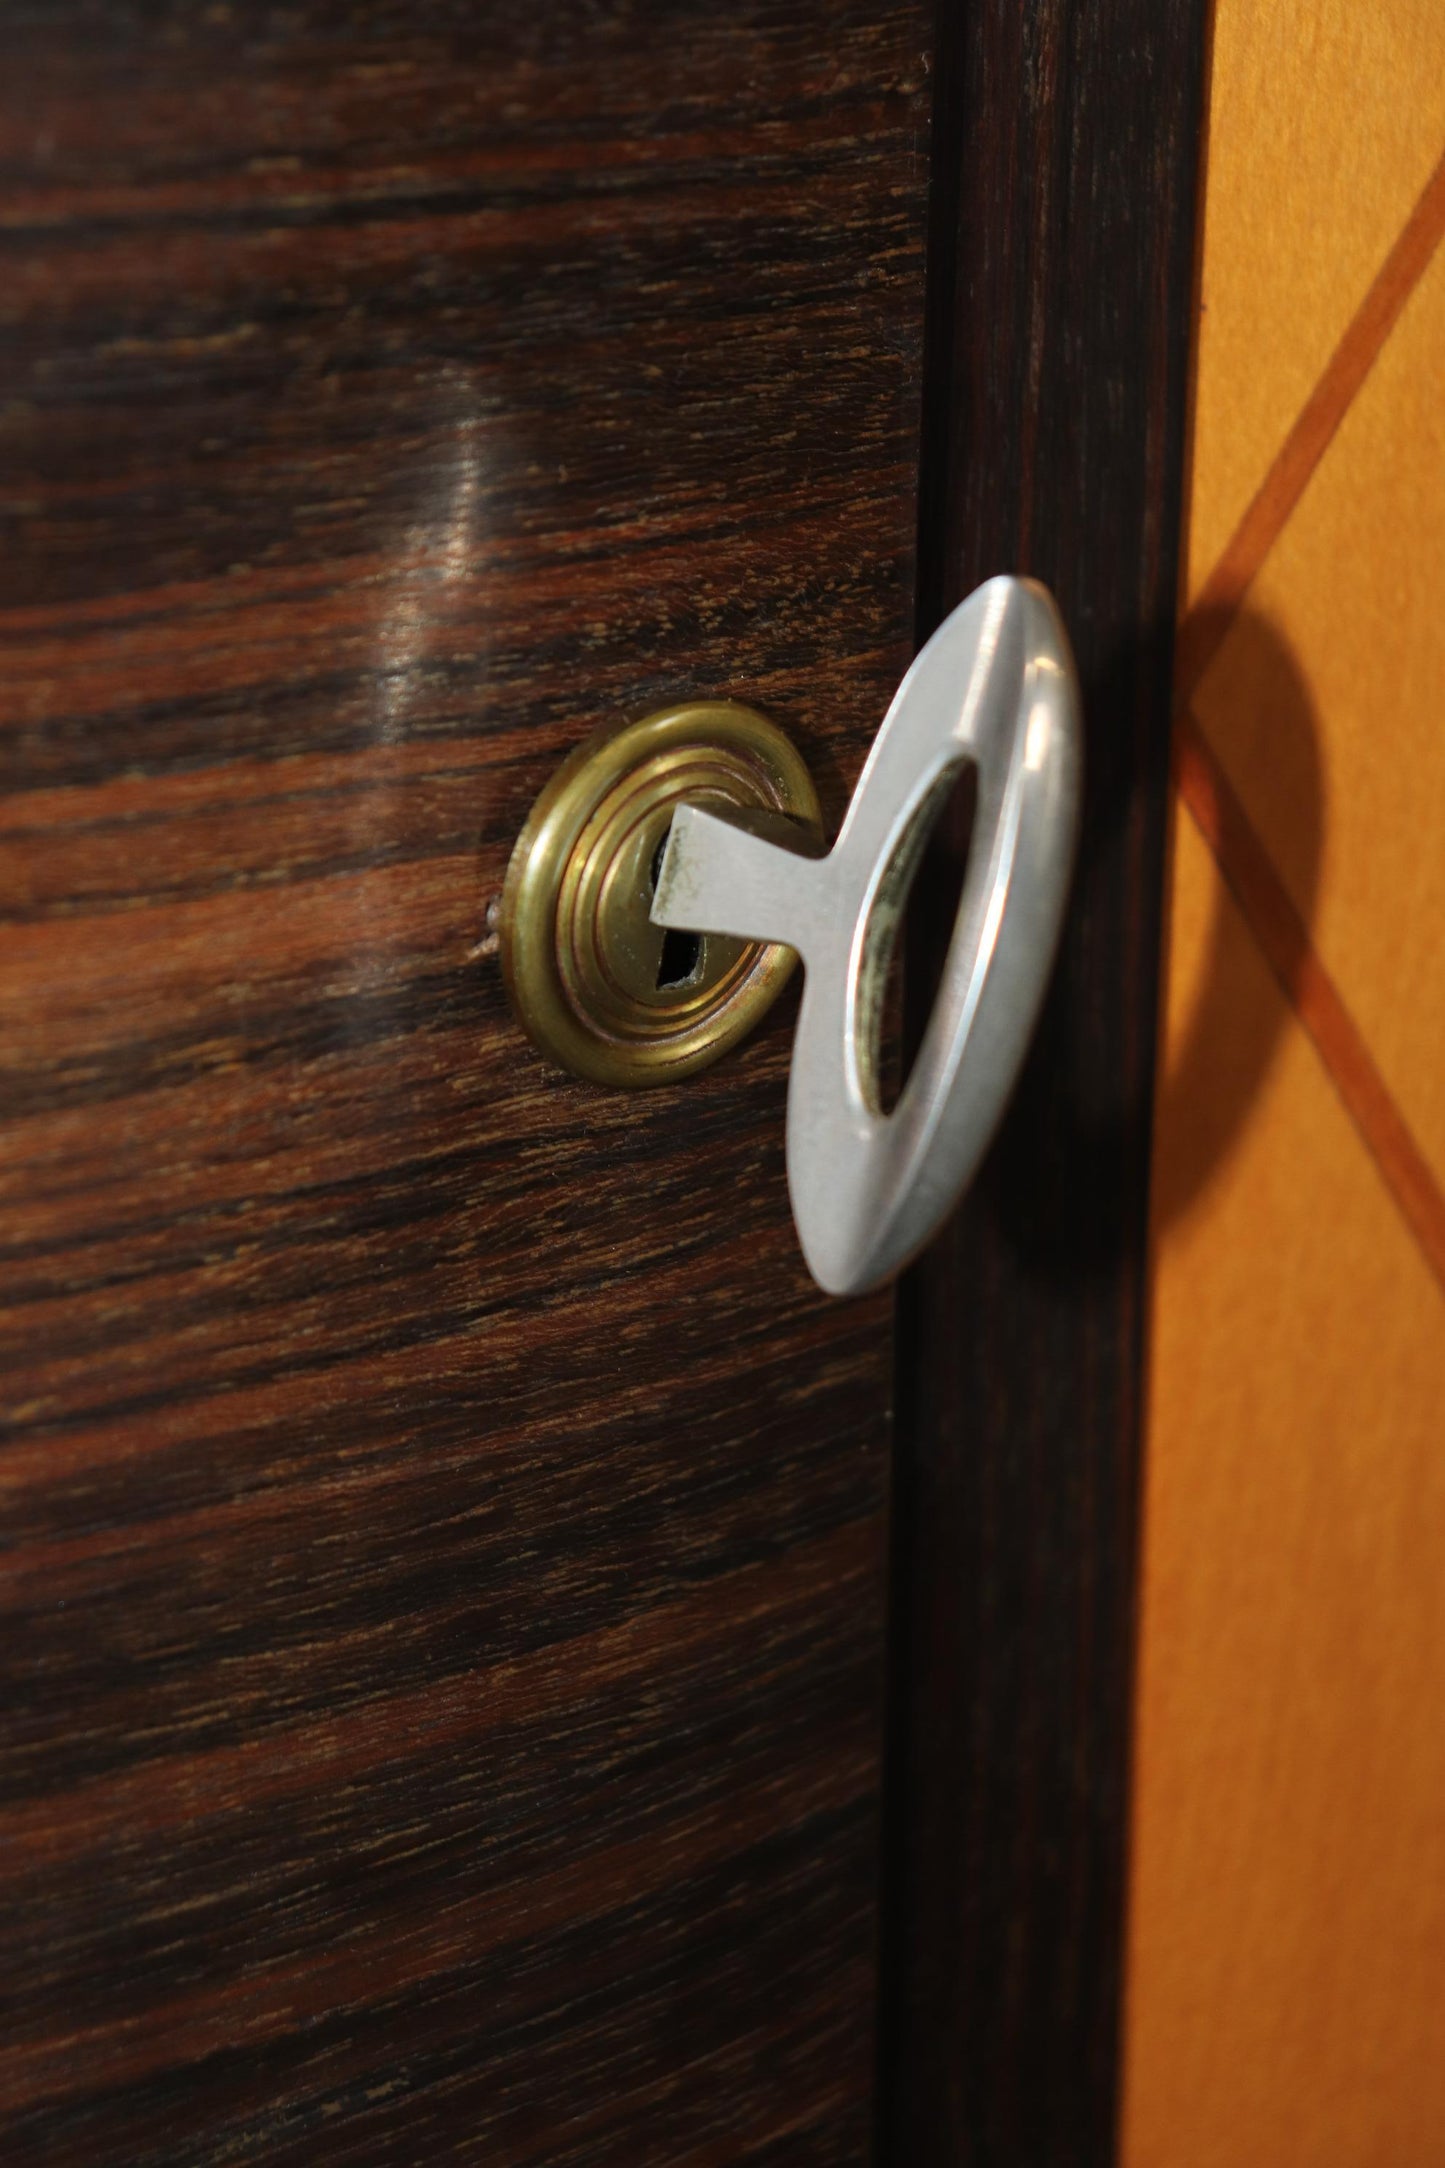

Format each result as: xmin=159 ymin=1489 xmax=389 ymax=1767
xmin=880 ymin=3 xmax=1210 ymax=2163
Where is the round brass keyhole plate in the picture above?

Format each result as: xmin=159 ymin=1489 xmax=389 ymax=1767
xmin=500 ymin=702 xmax=821 ymax=1086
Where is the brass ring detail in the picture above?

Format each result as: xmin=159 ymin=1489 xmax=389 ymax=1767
xmin=500 ymin=702 xmax=821 ymax=1086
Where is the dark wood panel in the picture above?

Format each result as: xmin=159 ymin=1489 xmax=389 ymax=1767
xmin=880 ymin=3 xmax=1209 ymax=2164
xmin=0 ymin=6 xmax=929 ymax=2159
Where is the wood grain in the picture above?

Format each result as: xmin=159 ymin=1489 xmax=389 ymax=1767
xmin=1173 ymin=142 xmax=1445 ymax=706
xmin=1175 ymin=708 xmax=1445 ymax=1289
xmin=878 ymin=4 xmax=1210 ymax=2164
xmin=1129 ymin=6 xmax=1445 ymax=2150
xmin=0 ymin=6 xmax=928 ymax=2159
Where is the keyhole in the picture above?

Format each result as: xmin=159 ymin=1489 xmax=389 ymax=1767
xmin=650 ymin=829 xmax=703 ymax=989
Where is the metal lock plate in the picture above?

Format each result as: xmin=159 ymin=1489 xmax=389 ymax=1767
xmin=500 ymin=702 xmax=822 ymax=1086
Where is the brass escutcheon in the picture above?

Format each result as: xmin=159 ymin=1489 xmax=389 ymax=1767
xmin=499 ymin=702 xmax=822 ymax=1086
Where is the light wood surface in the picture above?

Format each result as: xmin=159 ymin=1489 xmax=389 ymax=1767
xmin=1182 ymin=0 xmax=1445 ymax=602
xmin=1125 ymin=0 xmax=1445 ymax=2159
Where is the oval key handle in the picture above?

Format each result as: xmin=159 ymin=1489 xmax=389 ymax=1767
xmin=651 ymin=575 xmax=1082 ymax=1295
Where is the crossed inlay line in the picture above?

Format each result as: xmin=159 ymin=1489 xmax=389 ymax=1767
xmin=1169 ymin=144 xmax=1445 ymax=1291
